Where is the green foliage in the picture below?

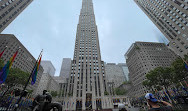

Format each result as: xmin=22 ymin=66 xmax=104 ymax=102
xmin=5 ymin=68 xmax=30 ymax=89
xmin=135 ymin=46 xmax=140 ymax=50
xmin=50 ymin=91 xmax=58 ymax=97
xmin=104 ymin=91 xmax=109 ymax=95
xmin=68 ymin=93 xmax=73 ymax=97
xmin=122 ymin=81 xmax=131 ymax=85
xmin=114 ymin=88 xmax=127 ymax=95
xmin=27 ymin=89 xmax=33 ymax=94
xmin=171 ymin=58 xmax=188 ymax=83
xmin=143 ymin=57 xmax=188 ymax=90
xmin=0 ymin=58 xmax=4 ymax=69
xmin=143 ymin=67 xmax=173 ymax=90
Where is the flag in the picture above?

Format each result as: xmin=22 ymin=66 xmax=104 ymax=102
xmin=31 ymin=55 xmax=42 ymax=85
xmin=0 ymin=50 xmax=18 ymax=84
xmin=184 ymin=80 xmax=188 ymax=87
xmin=185 ymin=63 xmax=188 ymax=71
xmin=0 ymin=49 xmax=5 ymax=58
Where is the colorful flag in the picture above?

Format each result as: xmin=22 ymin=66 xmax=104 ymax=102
xmin=31 ymin=55 xmax=42 ymax=85
xmin=185 ymin=63 xmax=188 ymax=71
xmin=184 ymin=80 xmax=188 ymax=87
xmin=0 ymin=49 xmax=5 ymax=58
xmin=0 ymin=50 xmax=18 ymax=84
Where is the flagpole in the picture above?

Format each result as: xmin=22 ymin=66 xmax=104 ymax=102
xmin=14 ymin=50 xmax=43 ymax=111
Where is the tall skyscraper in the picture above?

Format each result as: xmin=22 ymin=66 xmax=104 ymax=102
xmin=0 ymin=0 xmax=33 ymax=33
xmin=134 ymin=0 xmax=188 ymax=58
xmin=65 ymin=0 xmax=108 ymax=110
xmin=60 ymin=58 xmax=71 ymax=78
xmin=125 ymin=42 xmax=177 ymax=97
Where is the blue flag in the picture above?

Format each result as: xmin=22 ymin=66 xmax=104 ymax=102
xmin=185 ymin=63 xmax=188 ymax=71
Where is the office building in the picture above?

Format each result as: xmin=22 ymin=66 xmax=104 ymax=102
xmin=64 ymin=0 xmax=109 ymax=110
xmin=0 ymin=0 xmax=33 ymax=33
xmin=134 ymin=0 xmax=188 ymax=58
xmin=41 ymin=61 xmax=56 ymax=76
xmin=125 ymin=42 xmax=177 ymax=97
xmin=117 ymin=63 xmax=130 ymax=81
xmin=0 ymin=34 xmax=43 ymax=95
xmin=36 ymin=74 xmax=60 ymax=95
xmin=36 ymin=61 xmax=59 ymax=95
xmin=60 ymin=58 xmax=71 ymax=78
xmin=105 ymin=63 xmax=126 ymax=88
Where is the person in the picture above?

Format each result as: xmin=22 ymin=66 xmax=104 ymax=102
xmin=32 ymin=90 xmax=48 ymax=111
xmin=145 ymin=93 xmax=173 ymax=111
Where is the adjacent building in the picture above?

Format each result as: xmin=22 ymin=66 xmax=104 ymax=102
xmin=134 ymin=0 xmax=188 ymax=58
xmin=41 ymin=61 xmax=56 ymax=76
xmin=117 ymin=63 xmax=130 ymax=81
xmin=60 ymin=58 xmax=71 ymax=79
xmin=0 ymin=34 xmax=43 ymax=95
xmin=125 ymin=42 xmax=177 ymax=97
xmin=64 ymin=0 xmax=109 ymax=110
xmin=0 ymin=0 xmax=33 ymax=33
xmin=36 ymin=61 xmax=60 ymax=95
xmin=105 ymin=63 xmax=126 ymax=88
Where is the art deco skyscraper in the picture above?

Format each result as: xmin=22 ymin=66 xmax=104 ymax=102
xmin=0 ymin=0 xmax=33 ymax=33
xmin=65 ymin=0 xmax=107 ymax=110
xmin=134 ymin=0 xmax=188 ymax=57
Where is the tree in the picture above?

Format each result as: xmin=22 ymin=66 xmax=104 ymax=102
xmin=3 ymin=68 xmax=30 ymax=95
xmin=114 ymin=88 xmax=127 ymax=95
xmin=51 ymin=91 xmax=58 ymax=97
xmin=122 ymin=81 xmax=131 ymax=85
xmin=143 ymin=67 xmax=173 ymax=90
xmin=171 ymin=57 xmax=188 ymax=83
xmin=104 ymin=91 xmax=109 ymax=95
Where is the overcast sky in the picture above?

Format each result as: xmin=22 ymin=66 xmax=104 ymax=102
xmin=2 ymin=0 xmax=164 ymax=76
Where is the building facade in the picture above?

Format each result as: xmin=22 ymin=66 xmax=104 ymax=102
xmin=53 ymin=76 xmax=68 ymax=98
xmin=36 ymin=61 xmax=59 ymax=95
xmin=117 ymin=63 xmax=130 ymax=81
xmin=60 ymin=58 xmax=71 ymax=79
xmin=41 ymin=61 xmax=56 ymax=76
xmin=0 ymin=34 xmax=43 ymax=95
xmin=36 ymin=73 xmax=60 ymax=95
xmin=105 ymin=63 xmax=126 ymax=88
xmin=64 ymin=0 xmax=109 ymax=110
xmin=125 ymin=42 xmax=177 ymax=97
xmin=134 ymin=0 xmax=188 ymax=58
xmin=0 ymin=0 xmax=33 ymax=33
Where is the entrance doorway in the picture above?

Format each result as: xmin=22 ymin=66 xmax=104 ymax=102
xmin=86 ymin=93 xmax=92 ymax=110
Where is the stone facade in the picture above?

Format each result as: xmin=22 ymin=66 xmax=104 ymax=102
xmin=64 ymin=0 xmax=108 ymax=110
xmin=41 ymin=61 xmax=56 ymax=76
xmin=125 ymin=42 xmax=178 ymax=97
xmin=117 ymin=63 xmax=130 ymax=81
xmin=105 ymin=63 xmax=126 ymax=88
xmin=60 ymin=58 xmax=71 ymax=79
xmin=0 ymin=0 xmax=33 ymax=33
xmin=134 ymin=0 xmax=188 ymax=58
xmin=0 ymin=34 xmax=43 ymax=95
xmin=36 ymin=73 xmax=60 ymax=95
xmin=36 ymin=61 xmax=59 ymax=95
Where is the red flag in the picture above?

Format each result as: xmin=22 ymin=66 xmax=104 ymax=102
xmin=0 ymin=49 xmax=5 ymax=58
xmin=184 ymin=80 xmax=188 ymax=87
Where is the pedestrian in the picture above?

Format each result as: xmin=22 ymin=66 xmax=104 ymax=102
xmin=145 ymin=93 xmax=173 ymax=111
